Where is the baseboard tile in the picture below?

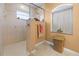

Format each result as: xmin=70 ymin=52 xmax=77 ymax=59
xmin=31 ymin=49 xmax=36 ymax=54
xmin=27 ymin=49 xmax=36 ymax=56
xmin=64 ymin=48 xmax=79 ymax=55
xmin=35 ymin=40 xmax=45 ymax=47
xmin=45 ymin=40 xmax=54 ymax=46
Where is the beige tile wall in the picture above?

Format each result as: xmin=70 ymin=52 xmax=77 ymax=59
xmin=44 ymin=3 xmax=79 ymax=52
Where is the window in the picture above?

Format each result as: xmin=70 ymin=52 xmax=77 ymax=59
xmin=17 ymin=11 xmax=29 ymax=20
xmin=51 ymin=4 xmax=73 ymax=34
xmin=16 ymin=4 xmax=29 ymax=21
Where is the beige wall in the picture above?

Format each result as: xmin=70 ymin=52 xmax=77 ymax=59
xmin=3 ymin=4 xmax=26 ymax=45
xmin=44 ymin=3 xmax=59 ymax=41
xmin=44 ymin=3 xmax=79 ymax=52
xmin=0 ymin=4 xmax=5 ymax=55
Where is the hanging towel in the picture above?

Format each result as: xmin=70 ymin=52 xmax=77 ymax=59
xmin=39 ymin=24 xmax=44 ymax=33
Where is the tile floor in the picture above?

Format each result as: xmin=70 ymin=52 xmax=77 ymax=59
xmin=4 ymin=41 xmax=28 ymax=56
xmin=4 ymin=40 xmax=79 ymax=56
xmin=30 ymin=42 xmax=79 ymax=56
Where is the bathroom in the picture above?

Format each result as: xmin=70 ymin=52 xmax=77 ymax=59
xmin=0 ymin=3 xmax=79 ymax=56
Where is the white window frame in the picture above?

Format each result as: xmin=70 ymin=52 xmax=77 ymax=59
xmin=51 ymin=6 xmax=73 ymax=34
